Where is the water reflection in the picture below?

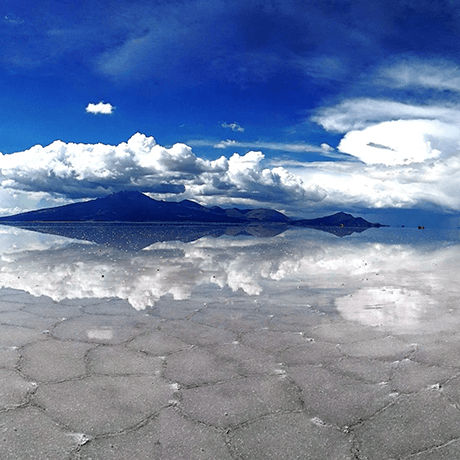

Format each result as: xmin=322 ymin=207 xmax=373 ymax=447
xmin=1 ymin=224 xmax=459 ymax=333
xmin=0 ymin=222 xmax=289 ymax=250
xmin=0 ymin=222 xmax=377 ymax=251
xmin=87 ymin=328 xmax=114 ymax=340
xmin=336 ymin=287 xmax=438 ymax=329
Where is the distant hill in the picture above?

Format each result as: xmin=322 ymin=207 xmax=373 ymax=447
xmin=0 ymin=191 xmax=385 ymax=230
xmin=0 ymin=191 xmax=291 ymax=224
xmin=293 ymin=211 xmax=385 ymax=228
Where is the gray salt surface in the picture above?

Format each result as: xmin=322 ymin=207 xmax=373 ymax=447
xmin=2 ymin=227 xmax=460 ymax=459
xmin=1 ymin=284 xmax=460 ymax=460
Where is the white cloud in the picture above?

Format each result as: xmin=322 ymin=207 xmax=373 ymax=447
xmin=194 ymin=139 xmax=347 ymax=160
xmin=7 ymin=59 xmax=460 ymax=220
xmin=337 ymin=119 xmax=454 ymax=165
xmin=0 ymin=189 xmax=73 ymax=216
xmin=312 ymin=60 xmax=460 ymax=172
xmin=85 ymin=101 xmax=115 ymax=115
xmin=185 ymin=149 xmax=326 ymax=205
xmin=0 ymin=133 xmax=325 ymax=215
xmin=3 ymin=127 xmax=460 ymax=215
xmin=320 ymin=143 xmax=334 ymax=152
xmin=4 ymin=15 xmax=24 ymax=25
xmin=294 ymin=55 xmax=348 ymax=82
xmin=219 ymin=140 xmax=324 ymax=153
xmin=214 ymin=139 xmax=238 ymax=149
xmin=376 ymin=58 xmax=460 ymax=92
xmin=288 ymin=152 xmax=460 ymax=211
xmin=222 ymin=122 xmax=244 ymax=132
xmin=303 ymin=81 xmax=460 ymax=209
xmin=312 ymin=98 xmax=460 ymax=133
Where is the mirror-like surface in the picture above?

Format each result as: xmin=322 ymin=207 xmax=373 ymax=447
xmin=1 ymin=224 xmax=459 ymax=334
xmin=2 ymin=223 xmax=460 ymax=459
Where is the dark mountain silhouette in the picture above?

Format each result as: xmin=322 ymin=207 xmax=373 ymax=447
xmin=0 ymin=191 xmax=291 ymax=224
xmin=0 ymin=191 xmax=385 ymax=246
xmin=293 ymin=211 xmax=385 ymax=229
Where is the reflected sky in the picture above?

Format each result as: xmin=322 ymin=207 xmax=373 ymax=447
xmin=1 ymin=224 xmax=460 ymax=334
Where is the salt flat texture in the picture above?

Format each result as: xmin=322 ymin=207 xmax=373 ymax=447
xmin=1 ymin=226 xmax=460 ymax=458
xmin=1 ymin=281 xmax=460 ymax=459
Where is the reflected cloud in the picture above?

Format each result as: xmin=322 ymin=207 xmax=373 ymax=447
xmin=1 ymin=225 xmax=460 ymax=334
xmin=0 ymin=222 xmax=289 ymax=250
xmin=87 ymin=328 xmax=114 ymax=340
xmin=336 ymin=287 xmax=438 ymax=330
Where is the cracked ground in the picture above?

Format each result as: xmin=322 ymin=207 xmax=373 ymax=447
xmin=2 ymin=282 xmax=460 ymax=460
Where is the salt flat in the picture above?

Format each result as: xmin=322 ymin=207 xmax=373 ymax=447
xmin=1 ymin=225 xmax=460 ymax=459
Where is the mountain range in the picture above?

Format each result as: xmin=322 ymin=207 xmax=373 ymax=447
xmin=0 ymin=190 xmax=385 ymax=230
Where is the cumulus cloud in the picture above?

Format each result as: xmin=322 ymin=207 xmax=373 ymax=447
xmin=222 ymin=122 xmax=244 ymax=132
xmin=3 ymin=127 xmax=460 ymax=215
xmin=8 ymin=50 xmax=460 ymax=220
xmin=0 ymin=133 xmax=326 ymax=214
xmin=337 ymin=119 xmax=455 ymax=165
xmin=220 ymin=150 xmax=325 ymax=203
xmin=288 ymin=144 xmax=460 ymax=211
xmin=85 ymin=101 xmax=114 ymax=115
xmin=305 ymin=62 xmax=460 ymax=208
xmin=312 ymin=98 xmax=460 ymax=133
xmin=311 ymin=60 xmax=460 ymax=169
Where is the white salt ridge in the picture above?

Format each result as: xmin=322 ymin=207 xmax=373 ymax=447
xmin=66 ymin=432 xmax=91 ymax=445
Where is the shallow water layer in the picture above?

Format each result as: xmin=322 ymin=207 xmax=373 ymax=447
xmin=1 ymin=224 xmax=460 ymax=459
xmin=1 ymin=224 xmax=459 ymax=333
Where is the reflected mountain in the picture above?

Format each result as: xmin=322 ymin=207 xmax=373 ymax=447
xmin=0 ymin=191 xmax=386 ymax=243
xmin=304 ymin=226 xmax=370 ymax=237
xmin=0 ymin=221 xmax=373 ymax=249
xmin=0 ymin=222 xmax=290 ymax=250
xmin=1 ymin=224 xmax=460 ymax=336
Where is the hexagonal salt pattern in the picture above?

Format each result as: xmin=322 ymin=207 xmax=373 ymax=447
xmin=1 ymin=286 xmax=460 ymax=459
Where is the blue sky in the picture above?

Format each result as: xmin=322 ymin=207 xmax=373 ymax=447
xmin=2 ymin=0 xmax=460 ymax=226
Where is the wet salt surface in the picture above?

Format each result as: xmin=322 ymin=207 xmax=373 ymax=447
xmin=1 ymin=224 xmax=460 ymax=458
